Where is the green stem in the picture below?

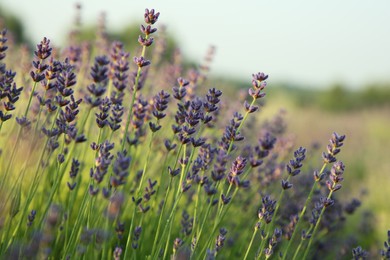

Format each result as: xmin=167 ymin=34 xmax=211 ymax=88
xmin=24 ymin=81 xmax=38 ymax=118
xmin=292 ymin=225 xmax=313 ymax=260
xmin=197 ymin=187 xmax=239 ymax=259
xmin=153 ymin=142 xmax=186 ymax=259
xmin=260 ymin=175 xmax=292 ymax=255
xmin=191 ymin=191 xmax=215 ymax=257
xmin=283 ymin=163 xmax=327 ymax=260
xmin=302 ymin=189 xmax=335 ymax=259
xmin=150 ymin=176 xmax=173 ymax=257
xmin=124 ymin=131 xmax=157 ymax=259
xmin=149 ymin=142 xmax=182 ymax=255
xmin=136 ymin=131 xmax=155 ymax=197
xmin=191 ymin=170 xmax=205 ymax=242
xmin=0 ymin=219 xmax=14 ymax=254
xmin=0 ymin=115 xmax=6 ymax=133
xmin=121 ymin=43 xmax=148 ymax=151
xmin=243 ymin=224 xmax=259 ymax=260
xmin=256 ymin=231 xmax=268 ymax=260
xmin=226 ymin=96 xmax=256 ymax=155
xmin=36 ymin=134 xmax=75 ymax=230
xmin=102 ymin=199 xmax=113 ymax=260
xmin=161 ymin=192 xmax=183 ymax=260
xmin=63 ymin=185 xmax=92 ymax=257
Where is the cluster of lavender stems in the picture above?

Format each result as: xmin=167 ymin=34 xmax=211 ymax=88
xmin=0 ymin=7 xmax=385 ymax=260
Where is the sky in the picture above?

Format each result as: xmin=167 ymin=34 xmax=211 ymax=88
xmin=1 ymin=0 xmax=390 ymax=89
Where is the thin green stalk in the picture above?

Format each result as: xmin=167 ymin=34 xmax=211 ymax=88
xmin=0 ymin=116 xmax=6 ymax=133
xmin=243 ymin=224 xmax=260 ymax=260
xmin=161 ymin=192 xmax=183 ymax=260
xmin=161 ymin=141 xmax=199 ymax=258
xmin=83 ymin=127 xmax=104 ymax=233
xmin=226 ymin=96 xmax=256 ymax=155
xmin=64 ymin=191 xmax=75 ymax=253
xmin=149 ymin=142 xmax=182 ymax=256
xmin=63 ymin=185 xmax=92 ymax=257
xmin=36 ymin=134 xmax=74 ymax=230
xmin=149 ymin=141 xmax=172 ymax=213
xmin=150 ymin=176 xmax=173 ymax=257
xmin=124 ymin=131 xmax=158 ymax=259
xmin=24 ymin=81 xmax=39 ymax=118
xmin=152 ymin=143 xmax=186 ymax=259
xmin=256 ymin=230 xmax=268 ymax=260
xmin=62 ymin=127 xmax=99 ymax=256
xmin=191 ymin=192 xmax=215 ymax=257
xmin=258 ymin=175 xmax=292 ymax=257
xmin=191 ymin=170 xmax=205 ymax=242
xmin=197 ymin=187 xmax=239 ymax=259
xmin=302 ymin=189 xmax=335 ymax=259
xmin=192 ymin=167 xmax=252 ymax=258
xmin=135 ymin=131 xmax=155 ymax=197
xmin=133 ymin=211 xmax=146 ymax=259
xmin=121 ymin=43 xmax=148 ymax=151
xmin=200 ymin=168 xmax=251 ymax=255
xmin=102 ymin=199 xmax=113 ymax=260
xmin=78 ymin=106 xmax=92 ymax=135
xmin=152 ymin=152 xmax=185 ymax=258
xmin=292 ymin=224 xmax=313 ymax=260
xmin=123 ymin=197 xmax=139 ymax=259
xmin=269 ymin=176 xmax=290 ymax=229
xmin=216 ymin=181 xmax=233 ymax=223
xmin=0 ymin=183 xmax=21 ymax=255
xmin=163 ymin=218 xmax=174 ymax=260
xmin=33 ymin=78 xmax=53 ymax=135
xmin=175 ymin=144 xmax=187 ymax=198
xmin=206 ymin=161 xmax=244 ymax=252
xmin=0 ymin=218 xmax=14 ymax=254
xmin=283 ymin=163 xmax=327 ymax=260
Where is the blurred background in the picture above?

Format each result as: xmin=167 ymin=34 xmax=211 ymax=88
xmin=1 ymin=0 xmax=389 ymax=253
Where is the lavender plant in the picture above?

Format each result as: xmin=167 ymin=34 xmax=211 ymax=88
xmin=0 ymin=7 xmax=386 ymax=260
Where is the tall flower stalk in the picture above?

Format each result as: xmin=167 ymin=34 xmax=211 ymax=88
xmin=288 ymin=132 xmax=346 ymax=260
xmin=121 ymin=8 xmax=160 ymax=151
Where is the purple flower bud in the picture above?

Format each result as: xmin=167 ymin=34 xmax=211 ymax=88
xmin=282 ymin=179 xmax=293 ymax=190
xmin=133 ymin=56 xmax=151 ymax=67
xmin=138 ymin=35 xmax=154 ymax=47
xmin=34 ymin=37 xmax=52 ymax=60
xmin=144 ymin=8 xmax=160 ymax=24
xmin=168 ymin=166 xmax=180 ymax=177
xmin=177 ymin=77 xmax=189 ymax=87
xmin=27 ymin=210 xmax=37 ymax=227
xmin=67 ymin=182 xmax=77 ymax=190
xmin=140 ymin=24 xmax=157 ymax=35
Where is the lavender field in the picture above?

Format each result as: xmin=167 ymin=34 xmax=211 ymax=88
xmin=0 ymin=5 xmax=389 ymax=260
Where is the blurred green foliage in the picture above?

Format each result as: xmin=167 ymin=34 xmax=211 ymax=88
xmin=0 ymin=6 xmax=28 ymax=45
xmin=266 ymin=83 xmax=390 ymax=112
xmin=213 ymin=76 xmax=390 ymax=112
